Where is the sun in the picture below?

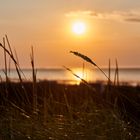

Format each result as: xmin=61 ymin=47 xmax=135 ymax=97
xmin=72 ymin=21 xmax=86 ymax=35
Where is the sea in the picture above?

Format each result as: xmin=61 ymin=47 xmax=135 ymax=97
xmin=0 ymin=68 xmax=140 ymax=85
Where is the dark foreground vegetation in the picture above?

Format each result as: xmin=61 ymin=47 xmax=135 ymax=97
xmin=0 ymin=80 xmax=140 ymax=139
xmin=0 ymin=35 xmax=140 ymax=139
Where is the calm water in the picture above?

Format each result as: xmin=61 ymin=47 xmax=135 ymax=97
xmin=0 ymin=68 xmax=140 ymax=85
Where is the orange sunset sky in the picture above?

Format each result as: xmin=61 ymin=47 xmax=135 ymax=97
xmin=0 ymin=0 xmax=140 ymax=68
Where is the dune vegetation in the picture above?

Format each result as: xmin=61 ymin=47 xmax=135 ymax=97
xmin=0 ymin=35 xmax=140 ymax=139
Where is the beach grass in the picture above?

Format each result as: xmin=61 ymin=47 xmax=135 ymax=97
xmin=0 ymin=36 xmax=140 ymax=139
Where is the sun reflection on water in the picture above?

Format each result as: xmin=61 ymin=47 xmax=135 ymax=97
xmin=66 ymin=68 xmax=95 ymax=85
xmin=73 ymin=69 xmax=87 ymax=84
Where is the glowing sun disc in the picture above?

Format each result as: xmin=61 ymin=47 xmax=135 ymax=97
xmin=72 ymin=21 xmax=86 ymax=35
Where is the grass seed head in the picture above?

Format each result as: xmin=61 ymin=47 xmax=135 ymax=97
xmin=70 ymin=51 xmax=97 ymax=66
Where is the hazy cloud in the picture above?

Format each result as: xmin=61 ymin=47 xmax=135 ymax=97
xmin=124 ymin=18 xmax=140 ymax=22
xmin=65 ymin=10 xmax=140 ymax=23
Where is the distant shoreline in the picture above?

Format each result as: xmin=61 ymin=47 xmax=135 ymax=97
xmin=0 ymin=79 xmax=139 ymax=87
xmin=0 ymin=68 xmax=140 ymax=85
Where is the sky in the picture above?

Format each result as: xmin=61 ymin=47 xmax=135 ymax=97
xmin=0 ymin=0 xmax=140 ymax=68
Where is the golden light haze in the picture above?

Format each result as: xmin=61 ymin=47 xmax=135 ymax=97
xmin=0 ymin=0 xmax=140 ymax=68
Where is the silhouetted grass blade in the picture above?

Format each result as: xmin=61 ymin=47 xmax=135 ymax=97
xmin=70 ymin=51 xmax=97 ymax=66
xmin=70 ymin=51 xmax=110 ymax=81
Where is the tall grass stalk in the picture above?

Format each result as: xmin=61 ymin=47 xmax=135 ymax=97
xmin=0 ymin=36 xmax=30 ymax=105
xmin=5 ymin=35 xmax=13 ymax=56
xmin=30 ymin=46 xmax=37 ymax=114
xmin=108 ymin=59 xmax=111 ymax=84
xmin=70 ymin=51 xmax=110 ymax=81
xmin=14 ymin=48 xmax=20 ymax=66
xmin=114 ymin=59 xmax=119 ymax=86
xmin=3 ymin=37 xmax=9 ymax=99
xmin=82 ymin=62 xmax=85 ymax=80
xmin=5 ymin=35 xmax=23 ymax=83
xmin=116 ymin=59 xmax=119 ymax=86
xmin=1 ymin=36 xmax=22 ymax=82
xmin=3 ymin=37 xmax=8 ymax=82
xmin=106 ymin=59 xmax=111 ymax=100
